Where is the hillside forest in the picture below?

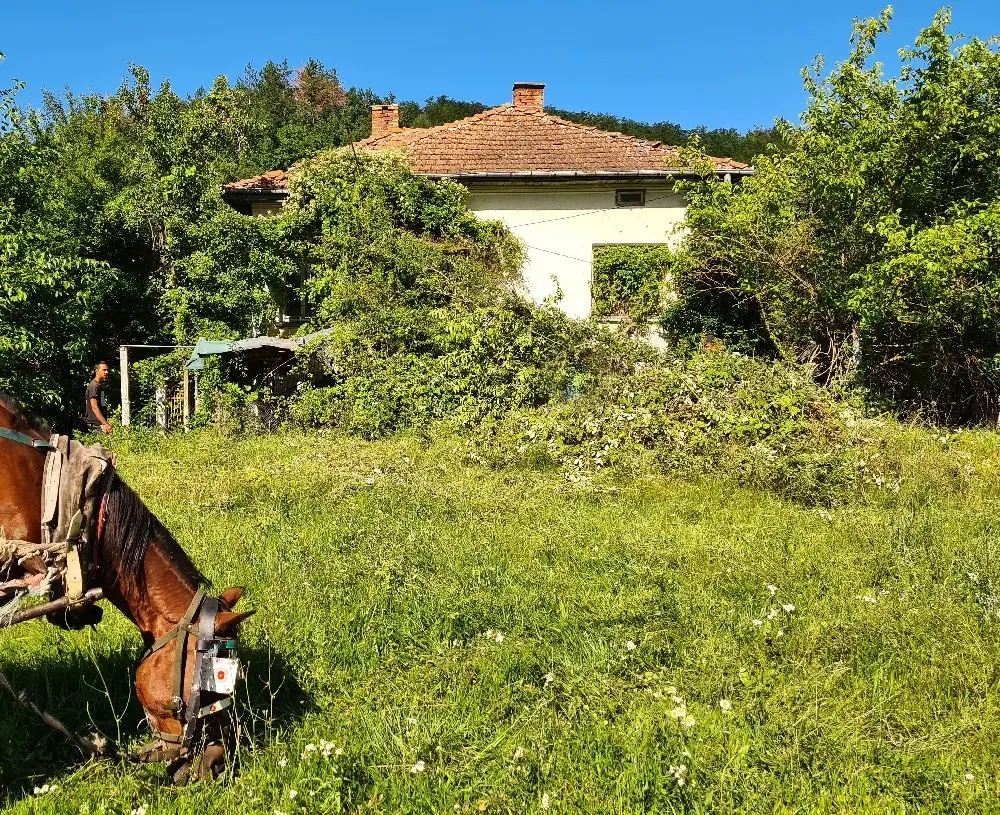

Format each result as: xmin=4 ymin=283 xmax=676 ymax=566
xmin=2 ymin=6 xmax=999 ymax=438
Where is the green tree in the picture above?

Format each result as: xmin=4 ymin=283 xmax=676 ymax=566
xmin=0 ymin=52 xmax=112 ymax=414
xmin=675 ymin=8 xmax=1000 ymax=421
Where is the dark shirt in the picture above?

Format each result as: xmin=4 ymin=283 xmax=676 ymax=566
xmin=85 ymin=379 xmax=107 ymax=427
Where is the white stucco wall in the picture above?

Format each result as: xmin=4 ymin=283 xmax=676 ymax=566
xmin=467 ymin=183 xmax=685 ymax=319
xmin=251 ymin=202 xmax=282 ymax=216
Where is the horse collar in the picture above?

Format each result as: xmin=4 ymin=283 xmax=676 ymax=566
xmin=0 ymin=426 xmax=57 ymax=453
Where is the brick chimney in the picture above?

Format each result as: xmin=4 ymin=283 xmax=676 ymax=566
xmin=371 ymin=104 xmax=399 ymax=136
xmin=513 ymin=82 xmax=544 ymax=110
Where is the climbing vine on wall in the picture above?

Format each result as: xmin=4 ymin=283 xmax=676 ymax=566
xmin=591 ymin=244 xmax=677 ymax=323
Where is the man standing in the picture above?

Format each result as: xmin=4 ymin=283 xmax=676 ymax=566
xmin=85 ymin=361 xmax=113 ymax=435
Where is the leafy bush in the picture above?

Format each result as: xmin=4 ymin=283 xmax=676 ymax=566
xmin=288 ymin=300 xmax=641 ymax=438
xmin=470 ymin=348 xmax=860 ymax=504
xmin=277 ymin=150 xmax=625 ymax=437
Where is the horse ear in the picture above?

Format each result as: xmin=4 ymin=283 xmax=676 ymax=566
xmin=215 ymin=610 xmax=254 ymax=636
xmin=219 ymin=586 xmax=245 ymax=609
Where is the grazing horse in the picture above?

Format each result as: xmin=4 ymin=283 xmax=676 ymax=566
xmin=0 ymin=395 xmax=252 ymax=781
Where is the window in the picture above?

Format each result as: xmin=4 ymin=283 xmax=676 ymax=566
xmin=591 ymin=244 xmax=676 ymax=322
xmin=615 ymin=189 xmax=646 ymax=208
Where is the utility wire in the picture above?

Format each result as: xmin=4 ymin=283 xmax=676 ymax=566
xmin=504 ymin=190 xmax=681 ymax=229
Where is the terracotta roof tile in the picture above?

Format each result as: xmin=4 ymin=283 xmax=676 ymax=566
xmin=223 ymin=104 xmax=749 ymax=193
xmin=223 ymin=169 xmax=289 ymax=192
xmin=354 ymin=104 xmax=749 ymax=176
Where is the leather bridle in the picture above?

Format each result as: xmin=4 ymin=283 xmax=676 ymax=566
xmin=129 ymin=587 xmax=240 ymax=764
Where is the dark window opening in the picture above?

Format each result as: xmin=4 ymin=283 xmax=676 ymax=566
xmin=615 ymin=189 xmax=646 ymax=208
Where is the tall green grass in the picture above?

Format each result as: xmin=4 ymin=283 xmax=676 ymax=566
xmin=2 ymin=427 xmax=999 ymax=813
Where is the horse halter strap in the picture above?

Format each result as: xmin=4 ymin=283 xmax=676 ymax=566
xmin=136 ymin=587 xmax=237 ymax=760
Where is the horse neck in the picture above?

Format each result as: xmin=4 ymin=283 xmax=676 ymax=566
xmin=102 ymin=535 xmax=199 ymax=642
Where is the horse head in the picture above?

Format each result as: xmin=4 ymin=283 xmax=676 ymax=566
xmin=133 ymin=585 xmax=254 ymax=781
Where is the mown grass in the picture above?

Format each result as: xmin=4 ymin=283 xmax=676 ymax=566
xmin=2 ymin=426 xmax=1000 ymax=813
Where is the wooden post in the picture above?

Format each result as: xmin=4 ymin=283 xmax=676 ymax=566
xmin=182 ymin=367 xmax=191 ymax=429
xmin=119 ymin=346 xmax=130 ymax=426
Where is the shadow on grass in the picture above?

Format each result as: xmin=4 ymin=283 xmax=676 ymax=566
xmin=0 ymin=636 xmax=308 ymax=802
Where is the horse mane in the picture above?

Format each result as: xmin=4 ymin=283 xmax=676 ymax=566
xmin=0 ymin=392 xmax=50 ymax=436
xmin=99 ymin=476 xmax=209 ymax=594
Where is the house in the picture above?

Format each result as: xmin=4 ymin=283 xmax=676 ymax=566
xmin=222 ymin=82 xmax=751 ymax=321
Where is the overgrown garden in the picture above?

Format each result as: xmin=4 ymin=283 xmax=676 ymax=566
xmin=3 ymin=8 xmax=1000 ymax=811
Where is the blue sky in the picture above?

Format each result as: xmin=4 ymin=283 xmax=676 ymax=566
xmin=1 ymin=1 xmax=996 ymax=131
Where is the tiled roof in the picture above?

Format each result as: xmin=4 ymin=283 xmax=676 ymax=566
xmin=222 ymin=105 xmax=748 ymax=193
xmin=223 ymin=169 xmax=289 ymax=192
xmin=354 ymin=104 xmax=749 ymax=176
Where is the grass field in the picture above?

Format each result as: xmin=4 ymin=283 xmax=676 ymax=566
xmin=2 ymin=427 xmax=1000 ymax=813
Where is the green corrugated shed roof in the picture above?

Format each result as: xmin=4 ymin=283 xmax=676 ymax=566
xmin=186 ymin=340 xmax=234 ymax=371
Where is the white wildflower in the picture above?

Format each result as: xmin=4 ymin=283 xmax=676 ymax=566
xmin=767 ymin=607 xmax=779 ymax=620
xmin=131 ymin=808 xmax=147 ymax=815
xmin=681 ymin=715 xmax=696 ymax=728
xmin=288 ymin=790 xmax=298 ymax=800
xmin=543 ymin=673 xmax=555 ymax=688
xmin=862 ymin=595 xmax=877 ymax=604
xmin=965 ymin=772 xmax=975 ymax=782
xmin=33 ymin=785 xmax=49 ymax=796
xmin=670 ymin=704 xmax=687 ymax=720
xmin=752 ymin=619 xmax=763 ymax=627
xmin=407 ymin=717 xmax=418 ymax=725
xmin=782 ymin=604 xmax=795 ymax=613
xmin=541 ymin=792 xmax=551 ymax=810
xmin=278 ymin=759 xmax=287 ymax=767
xmin=304 ymin=743 xmax=316 ymax=752
xmin=495 ymin=632 xmax=504 ymax=644
xmin=719 ymin=698 xmax=732 ymax=712
xmin=512 ymin=746 xmax=525 ymax=760
xmin=968 ymin=572 xmax=979 ymax=583
xmin=671 ymin=694 xmax=684 ymax=705
xmin=411 ymin=760 xmax=426 ymax=774
xmin=668 ymin=764 xmax=688 ymax=786
xmin=767 ymin=584 xmax=778 ymax=596
xmin=335 ymin=747 xmax=343 ymax=756
xmin=626 ymin=640 xmax=637 ymax=651
xmin=666 ymin=686 xmax=677 ymax=695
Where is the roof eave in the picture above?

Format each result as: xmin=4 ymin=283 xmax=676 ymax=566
xmin=220 ymin=187 xmax=290 ymax=202
xmin=423 ymin=168 xmax=754 ymax=182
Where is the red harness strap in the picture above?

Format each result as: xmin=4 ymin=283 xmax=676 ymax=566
xmin=96 ymin=493 xmax=108 ymax=545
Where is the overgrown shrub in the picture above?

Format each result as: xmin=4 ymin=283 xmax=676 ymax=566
xmin=278 ymin=150 xmax=635 ymax=437
xmin=469 ymin=349 xmax=861 ymax=504
xmin=674 ymin=10 xmax=1000 ymax=422
xmin=268 ymin=148 xmax=867 ymax=503
xmin=288 ymin=300 xmax=645 ymax=438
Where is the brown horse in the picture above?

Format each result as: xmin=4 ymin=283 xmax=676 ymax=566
xmin=0 ymin=395 xmax=252 ymax=781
